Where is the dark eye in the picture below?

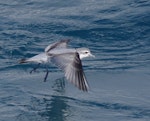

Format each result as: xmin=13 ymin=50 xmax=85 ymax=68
xmin=85 ymin=51 xmax=88 ymax=54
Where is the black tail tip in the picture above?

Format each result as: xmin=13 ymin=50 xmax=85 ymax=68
xmin=18 ymin=59 xmax=27 ymax=64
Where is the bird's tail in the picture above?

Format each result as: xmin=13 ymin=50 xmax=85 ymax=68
xmin=18 ymin=58 xmax=27 ymax=64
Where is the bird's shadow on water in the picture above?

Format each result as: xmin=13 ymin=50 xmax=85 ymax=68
xmin=16 ymin=77 xmax=70 ymax=121
xmin=17 ymin=77 xmax=150 ymax=121
xmin=51 ymin=77 xmax=66 ymax=93
xmin=38 ymin=77 xmax=71 ymax=121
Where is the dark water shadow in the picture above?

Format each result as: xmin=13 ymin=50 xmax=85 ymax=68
xmin=39 ymin=78 xmax=71 ymax=121
xmin=17 ymin=77 xmax=71 ymax=121
xmin=39 ymin=95 xmax=71 ymax=121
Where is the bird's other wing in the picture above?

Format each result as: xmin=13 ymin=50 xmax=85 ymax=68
xmin=45 ymin=39 xmax=70 ymax=53
xmin=50 ymin=52 xmax=89 ymax=91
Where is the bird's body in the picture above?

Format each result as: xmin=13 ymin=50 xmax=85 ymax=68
xmin=19 ymin=39 xmax=94 ymax=91
xmin=20 ymin=53 xmax=48 ymax=64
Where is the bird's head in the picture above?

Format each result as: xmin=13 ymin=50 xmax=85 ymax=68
xmin=76 ymin=48 xmax=95 ymax=59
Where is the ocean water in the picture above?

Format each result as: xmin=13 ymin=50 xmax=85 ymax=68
xmin=0 ymin=0 xmax=150 ymax=121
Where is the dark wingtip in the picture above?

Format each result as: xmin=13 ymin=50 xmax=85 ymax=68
xmin=18 ymin=58 xmax=27 ymax=64
xmin=78 ymin=85 xmax=89 ymax=92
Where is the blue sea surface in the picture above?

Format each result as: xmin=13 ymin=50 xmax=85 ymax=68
xmin=0 ymin=0 xmax=150 ymax=121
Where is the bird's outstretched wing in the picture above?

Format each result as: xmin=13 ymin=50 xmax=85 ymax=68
xmin=45 ymin=39 xmax=70 ymax=53
xmin=49 ymin=52 xmax=89 ymax=91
